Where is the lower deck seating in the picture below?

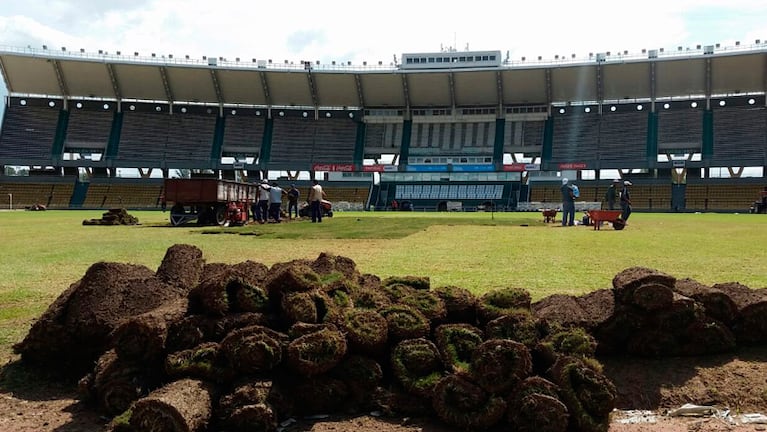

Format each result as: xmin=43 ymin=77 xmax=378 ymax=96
xmin=691 ymin=184 xmax=764 ymax=211
xmin=81 ymin=183 xmax=163 ymax=209
xmin=321 ymin=186 xmax=370 ymax=204
xmin=0 ymin=182 xmax=75 ymax=209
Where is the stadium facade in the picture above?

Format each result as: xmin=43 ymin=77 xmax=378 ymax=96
xmin=0 ymin=42 xmax=765 ymax=212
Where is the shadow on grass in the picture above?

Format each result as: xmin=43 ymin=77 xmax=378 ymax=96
xmin=143 ymin=215 xmax=546 ymax=240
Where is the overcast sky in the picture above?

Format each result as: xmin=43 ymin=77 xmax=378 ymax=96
xmin=1 ymin=0 xmax=766 ymax=109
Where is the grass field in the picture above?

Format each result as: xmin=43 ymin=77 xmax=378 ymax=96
xmin=1 ymin=208 xmax=766 ymax=363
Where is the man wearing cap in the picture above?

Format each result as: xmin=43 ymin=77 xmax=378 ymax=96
xmin=254 ymin=179 xmax=271 ymax=224
xmin=605 ymin=179 xmax=620 ymax=210
xmin=620 ymin=180 xmax=633 ymax=222
xmin=560 ymin=178 xmax=575 ymax=227
xmin=287 ymin=184 xmax=300 ymax=219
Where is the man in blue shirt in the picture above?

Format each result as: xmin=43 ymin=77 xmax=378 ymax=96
xmin=560 ymin=178 xmax=575 ymax=226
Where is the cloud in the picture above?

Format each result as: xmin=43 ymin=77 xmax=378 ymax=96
xmin=2 ymin=0 xmax=766 ymax=64
xmin=1 ymin=1 xmax=766 ymax=84
xmin=286 ymin=30 xmax=327 ymax=55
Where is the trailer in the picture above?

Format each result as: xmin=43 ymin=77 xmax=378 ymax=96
xmin=163 ymin=178 xmax=257 ymax=226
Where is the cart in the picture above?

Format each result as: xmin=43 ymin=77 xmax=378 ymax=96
xmin=541 ymin=208 xmax=558 ymax=223
xmin=163 ymin=178 xmax=257 ymax=226
xmin=584 ymin=209 xmax=626 ymax=230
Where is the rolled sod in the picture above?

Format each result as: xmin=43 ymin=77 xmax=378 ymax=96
xmin=129 ymin=378 xmax=215 ymax=432
xmin=476 ymin=287 xmax=532 ymax=324
xmin=431 ymin=373 xmax=507 ymax=430
xmin=470 ymin=338 xmax=532 ymax=394
xmin=434 ymin=323 xmax=484 ymax=373
xmin=390 ymin=338 xmax=444 ymax=398
xmin=286 ymin=327 xmax=348 ymax=376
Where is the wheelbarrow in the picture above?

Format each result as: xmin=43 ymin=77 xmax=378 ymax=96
xmin=584 ymin=210 xmax=626 ymax=230
xmin=541 ymin=208 xmax=558 ymax=223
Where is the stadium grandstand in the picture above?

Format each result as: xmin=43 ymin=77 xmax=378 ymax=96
xmin=0 ymin=42 xmax=765 ymax=213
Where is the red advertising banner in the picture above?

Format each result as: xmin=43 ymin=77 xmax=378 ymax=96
xmin=362 ymin=165 xmax=397 ymax=172
xmin=502 ymin=163 xmax=540 ymax=172
xmin=558 ymin=162 xmax=587 ymax=170
xmin=311 ymin=163 xmax=355 ymax=172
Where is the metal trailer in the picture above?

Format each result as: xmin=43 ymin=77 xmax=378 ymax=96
xmin=163 ymin=178 xmax=257 ymax=226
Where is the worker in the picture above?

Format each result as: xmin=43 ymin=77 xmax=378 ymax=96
xmin=254 ymin=179 xmax=270 ymax=224
xmin=620 ymin=180 xmax=633 ymax=222
xmin=267 ymin=181 xmax=286 ymax=223
xmin=287 ymin=184 xmax=300 ymax=219
xmin=308 ymin=179 xmax=327 ymax=223
xmin=560 ymin=178 xmax=575 ymax=227
xmin=604 ymin=179 xmax=620 ymax=210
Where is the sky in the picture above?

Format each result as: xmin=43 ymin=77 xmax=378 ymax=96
xmin=1 ymin=0 xmax=766 ymax=114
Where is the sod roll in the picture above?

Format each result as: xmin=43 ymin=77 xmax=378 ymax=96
xmin=390 ymin=338 xmax=444 ymax=398
xmin=111 ymin=298 xmax=188 ymax=362
xmin=155 ymin=244 xmax=204 ymax=292
xmin=507 ymin=376 xmax=569 ymax=432
xmin=476 ymin=287 xmax=532 ymax=324
xmin=286 ymin=328 xmax=348 ymax=376
xmin=434 ymin=323 xmax=484 ymax=373
xmin=431 ymin=373 xmax=507 ymax=430
xmin=470 ymin=338 xmax=532 ymax=394
xmin=129 ymin=378 xmax=215 ymax=432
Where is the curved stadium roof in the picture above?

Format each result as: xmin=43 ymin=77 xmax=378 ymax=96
xmin=1 ymin=43 xmax=766 ymax=109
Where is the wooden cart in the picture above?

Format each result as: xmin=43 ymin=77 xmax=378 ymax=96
xmin=163 ymin=178 xmax=257 ymax=226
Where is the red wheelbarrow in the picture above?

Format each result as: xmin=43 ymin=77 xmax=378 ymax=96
xmin=541 ymin=208 xmax=558 ymax=223
xmin=584 ymin=210 xmax=626 ymax=230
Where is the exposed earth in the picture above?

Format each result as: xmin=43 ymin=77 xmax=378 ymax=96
xmin=2 ymin=347 xmax=767 ymax=432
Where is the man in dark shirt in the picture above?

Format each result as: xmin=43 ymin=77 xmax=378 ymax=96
xmin=287 ymin=184 xmax=300 ymax=219
xmin=605 ymin=178 xmax=620 ymax=210
xmin=621 ymin=180 xmax=633 ymax=221
xmin=560 ymin=178 xmax=575 ymax=227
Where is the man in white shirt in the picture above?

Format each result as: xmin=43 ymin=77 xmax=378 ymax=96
xmin=254 ymin=179 xmax=270 ymax=224
xmin=267 ymin=181 xmax=286 ymax=223
xmin=308 ymin=179 xmax=326 ymax=223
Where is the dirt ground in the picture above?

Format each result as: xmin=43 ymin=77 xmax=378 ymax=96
xmin=3 ymin=347 xmax=767 ymax=432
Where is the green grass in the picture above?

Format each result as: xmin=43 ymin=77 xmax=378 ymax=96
xmin=1 ymin=208 xmax=766 ymax=362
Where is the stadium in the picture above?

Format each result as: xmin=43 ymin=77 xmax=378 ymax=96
xmin=2 ymin=39 xmax=767 ymax=432
xmin=0 ymin=41 xmax=766 ymax=214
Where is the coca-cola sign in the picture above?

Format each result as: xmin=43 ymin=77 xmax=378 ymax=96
xmin=311 ymin=163 xmax=355 ymax=172
xmin=558 ymin=162 xmax=587 ymax=170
